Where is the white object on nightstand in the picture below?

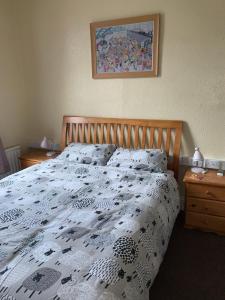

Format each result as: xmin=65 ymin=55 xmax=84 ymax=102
xmin=40 ymin=136 xmax=56 ymax=157
xmin=217 ymin=170 xmax=224 ymax=176
xmin=191 ymin=147 xmax=204 ymax=173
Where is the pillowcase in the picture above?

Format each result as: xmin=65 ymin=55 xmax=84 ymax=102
xmin=106 ymin=148 xmax=167 ymax=172
xmin=57 ymin=143 xmax=116 ymax=166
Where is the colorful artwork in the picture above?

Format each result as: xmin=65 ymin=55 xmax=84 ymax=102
xmin=96 ymin=21 xmax=153 ymax=73
xmin=90 ymin=15 xmax=159 ymax=78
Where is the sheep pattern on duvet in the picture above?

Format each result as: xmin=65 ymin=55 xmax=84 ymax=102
xmin=0 ymin=158 xmax=179 ymax=300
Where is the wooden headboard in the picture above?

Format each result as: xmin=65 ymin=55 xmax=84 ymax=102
xmin=61 ymin=116 xmax=183 ymax=178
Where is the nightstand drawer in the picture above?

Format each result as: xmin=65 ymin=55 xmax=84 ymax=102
xmin=186 ymin=212 xmax=225 ymax=234
xmin=187 ymin=184 xmax=225 ymax=202
xmin=187 ymin=197 xmax=225 ymax=217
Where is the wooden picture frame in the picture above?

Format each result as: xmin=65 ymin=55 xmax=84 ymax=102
xmin=90 ymin=14 xmax=159 ymax=79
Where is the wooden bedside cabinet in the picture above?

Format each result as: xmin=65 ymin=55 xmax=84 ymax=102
xmin=183 ymin=168 xmax=225 ymax=235
xmin=19 ymin=149 xmax=59 ymax=169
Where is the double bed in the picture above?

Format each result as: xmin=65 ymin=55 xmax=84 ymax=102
xmin=0 ymin=116 xmax=182 ymax=300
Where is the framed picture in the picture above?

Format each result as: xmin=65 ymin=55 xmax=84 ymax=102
xmin=90 ymin=14 xmax=159 ymax=79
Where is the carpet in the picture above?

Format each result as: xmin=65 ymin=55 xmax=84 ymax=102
xmin=149 ymin=213 xmax=225 ymax=300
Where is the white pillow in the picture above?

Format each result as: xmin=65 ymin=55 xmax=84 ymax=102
xmin=57 ymin=143 xmax=116 ymax=166
xmin=107 ymin=148 xmax=167 ymax=172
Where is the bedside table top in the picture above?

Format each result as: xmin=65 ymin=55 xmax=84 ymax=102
xmin=19 ymin=149 xmax=59 ymax=163
xmin=183 ymin=168 xmax=225 ymax=188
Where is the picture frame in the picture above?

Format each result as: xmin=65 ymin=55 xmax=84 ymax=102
xmin=90 ymin=14 xmax=159 ymax=79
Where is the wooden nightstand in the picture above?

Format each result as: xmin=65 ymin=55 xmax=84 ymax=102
xmin=183 ymin=168 xmax=225 ymax=235
xmin=19 ymin=149 xmax=59 ymax=169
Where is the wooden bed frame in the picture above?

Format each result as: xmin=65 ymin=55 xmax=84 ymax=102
xmin=61 ymin=116 xmax=183 ymax=178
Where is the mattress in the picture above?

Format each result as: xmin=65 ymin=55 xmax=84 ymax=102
xmin=0 ymin=158 xmax=180 ymax=300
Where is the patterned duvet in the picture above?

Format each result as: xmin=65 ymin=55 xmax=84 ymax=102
xmin=0 ymin=158 xmax=180 ymax=300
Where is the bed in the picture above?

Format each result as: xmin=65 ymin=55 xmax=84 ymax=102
xmin=0 ymin=116 xmax=182 ymax=300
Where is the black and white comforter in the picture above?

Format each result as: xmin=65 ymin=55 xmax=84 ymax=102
xmin=0 ymin=158 xmax=180 ymax=300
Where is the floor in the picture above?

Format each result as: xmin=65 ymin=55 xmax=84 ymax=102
xmin=149 ymin=213 xmax=225 ymax=300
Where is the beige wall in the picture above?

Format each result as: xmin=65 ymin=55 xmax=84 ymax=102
xmin=0 ymin=0 xmax=31 ymax=149
xmin=1 ymin=0 xmax=225 ymax=159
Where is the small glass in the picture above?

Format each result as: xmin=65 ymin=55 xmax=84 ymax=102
xmin=217 ymin=161 xmax=224 ymax=176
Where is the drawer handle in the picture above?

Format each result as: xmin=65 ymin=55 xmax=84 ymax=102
xmin=191 ymin=204 xmax=196 ymax=208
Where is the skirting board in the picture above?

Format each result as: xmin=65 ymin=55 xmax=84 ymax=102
xmin=180 ymin=156 xmax=225 ymax=170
